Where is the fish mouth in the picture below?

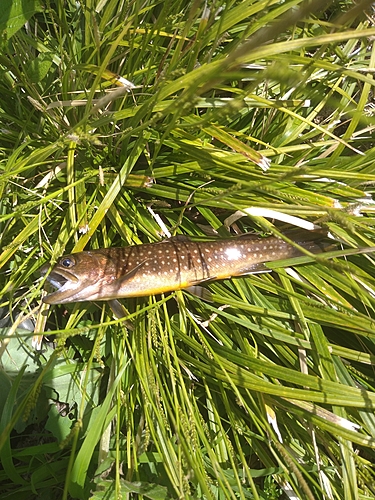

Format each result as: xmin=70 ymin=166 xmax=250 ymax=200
xmin=41 ymin=266 xmax=81 ymax=304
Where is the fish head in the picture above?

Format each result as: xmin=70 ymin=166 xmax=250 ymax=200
xmin=41 ymin=250 xmax=119 ymax=304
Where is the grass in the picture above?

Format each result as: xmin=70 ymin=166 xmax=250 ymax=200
xmin=1 ymin=0 xmax=375 ymax=498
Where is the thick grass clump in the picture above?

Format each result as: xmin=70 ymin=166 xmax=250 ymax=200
xmin=1 ymin=0 xmax=375 ymax=498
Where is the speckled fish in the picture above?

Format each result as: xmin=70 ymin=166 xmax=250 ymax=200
xmin=41 ymin=232 xmax=325 ymax=304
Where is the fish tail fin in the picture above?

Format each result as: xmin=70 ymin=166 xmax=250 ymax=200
xmin=290 ymin=228 xmax=336 ymax=254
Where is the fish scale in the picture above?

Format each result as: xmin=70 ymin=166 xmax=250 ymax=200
xmin=41 ymin=233 xmax=325 ymax=304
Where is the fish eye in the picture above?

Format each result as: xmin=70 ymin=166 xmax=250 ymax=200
xmin=60 ymin=257 xmax=75 ymax=268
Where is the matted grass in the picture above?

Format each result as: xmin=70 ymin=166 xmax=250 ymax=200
xmin=1 ymin=0 xmax=375 ymax=498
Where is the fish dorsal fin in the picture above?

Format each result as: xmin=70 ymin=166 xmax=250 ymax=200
xmin=164 ymin=235 xmax=191 ymax=242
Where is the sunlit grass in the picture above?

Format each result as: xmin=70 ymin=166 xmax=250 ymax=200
xmin=1 ymin=0 xmax=375 ymax=498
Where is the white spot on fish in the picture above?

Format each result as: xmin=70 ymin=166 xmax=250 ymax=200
xmin=225 ymin=247 xmax=242 ymax=261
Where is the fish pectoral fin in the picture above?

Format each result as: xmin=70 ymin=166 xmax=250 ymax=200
xmin=107 ymin=300 xmax=134 ymax=329
xmin=108 ymin=299 xmax=127 ymax=318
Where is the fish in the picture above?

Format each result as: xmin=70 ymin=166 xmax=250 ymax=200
xmin=40 ymin=232 xmax=327 ymax=304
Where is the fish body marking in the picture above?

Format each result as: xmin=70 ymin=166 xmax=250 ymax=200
xmin=41 ymin=234 xmax=324 ymax=304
